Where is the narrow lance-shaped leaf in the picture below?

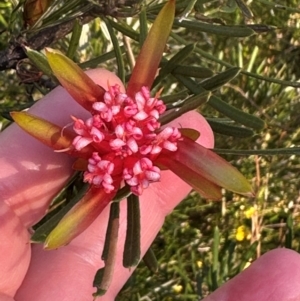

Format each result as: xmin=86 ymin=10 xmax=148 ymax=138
xmin=127 ymin=0 xmax=175 ymax=96
xmin=159 ymin=136 xmax=253 ymax=196
xmin=123 ymin=194 xmax=141 ymax=268
xmin=11 ymin=111 xmax=74 ymax=151
xmin=142 ymin=247 xmax=158 ymax=273
xmin=25 ymin=47 xmax=55 ymax=79
xmin=152 ymin=43 xmax=196 ymax=88
xmin=31 ymin=184 xmax=89 ymax=243
xmin=93 ymin=202 xmax=120 ymax=297
xmin=156 ymin=155 xmax=222 ymax=199
xmin=45 ymin=186 xmax=116 ymax=250
xmin=66 ymin=19 xmax=83 ymax=60
xmin=207 ymin=119 xmax=254 ymax=138
xmin=10 ymin=111 xmax=94 ymax=158
xmin=45 ymin=48 xmax=106 ymax=111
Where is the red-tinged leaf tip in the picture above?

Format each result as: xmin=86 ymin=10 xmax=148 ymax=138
xmin=10 ymin=111 xmax=75 ymax=151
xmin=44 ymin=186 xmax=115 ymax=250
xmin=127 ymin=0 xmax=175 ymax=96
xmin=157 ymin=155 xmax=222 ymax=199
xmin=165 ymin=137 xmax=254 ymax=197
xmin=45 ymin=48 xmax=105 ymax=111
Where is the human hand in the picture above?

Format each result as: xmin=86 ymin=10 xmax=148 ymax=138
xmin=1 ymin=69 xmax=300 ymax=301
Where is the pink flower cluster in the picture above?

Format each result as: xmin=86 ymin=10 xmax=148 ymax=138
xmin=72 ymin=85 xmax=181 ymax=195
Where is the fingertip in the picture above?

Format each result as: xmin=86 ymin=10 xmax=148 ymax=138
xmin=205 ymin=248 xmax=300 ymax=301
xmin=256 ymin=247 xmax=300 ymax=269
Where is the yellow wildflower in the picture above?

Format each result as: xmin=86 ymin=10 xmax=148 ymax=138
xmin=172 ymin=284 xmax=183 ymax=293
xmin=244 ymin=207 xmax=255 ymax=219
xmin=236 ymin=225 xmax=248 ymax=241
xmin=196 ymin=260 xmax=203 ymax=268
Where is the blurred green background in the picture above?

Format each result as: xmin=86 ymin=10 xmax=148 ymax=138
xmin=1 ymin=0 xmax=300 ymax=300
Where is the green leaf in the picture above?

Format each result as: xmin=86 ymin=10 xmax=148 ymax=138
xmin=173 ymin=19 xmax=255 ymax=37
xmin=207 ymin=119 xmax=254 ymax=137
xmin=102 ymin=202 xmax=120 ymax=261
xmin=139 ymin=7 xmax=148 ymax=47
xmin=235 ymin=0 xmax=254 ymax=19
xmin=93 ymin=269 xmax=105 ymax=297
xmin=93 ymin=202 xmax=120 ymax=297
xmin=103 ymin=18 xmax=125 ymax=83
xmin=214 ymin=147 xmax=300 ymax=156
xmin=123 ymin=194 xmax=141 ymax=268
xmin=220 ymin=0 xmax=237 ymax=13
xmin=79 ymin=47 xmax=125 ymax=69
xmin=108 ymin=18 xmax=139 ymax=41
xmin=25 ymin=47 xmax=55 ymax=79
xmin=208 ymin=96 xmax=265 ymax=130
xmin=211 ymin=226 xmax=220 ymax=290
xmin=200 ymin=68 xmax=241 ymax=91
xmin=167 ymin=64 xmax=213 ymax=78
xmin=162 ymin=90 xmax=189 ymax=105
xmin=153 ymin=43 xmax=196 ymax=87
xmin=66 ymin=19 xmax=82 ymax=60
xmin=160 ymin=89 xmax=210 ymax=125
xmin=143 ymin=247 xmax=158 ymax=273
xmin=175 ymin=68 xmax=241 ymax=96
xmin=285 ymin=214 xmax=293 ymax=249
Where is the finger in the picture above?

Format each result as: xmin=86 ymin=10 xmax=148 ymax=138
xmin=0 ymin=69 xmax=123 ymax=297
xmin=0 ymin=202 xmax=30 ymax=297
xmin=203 ymin=248 xmax=300 ymax=301
xmin=0 ymin=293 xmax=15 ymax=301
xmin=15 ymin=111 xmax=214 ymax=301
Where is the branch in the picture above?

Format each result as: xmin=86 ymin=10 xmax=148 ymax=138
xmin=0 ymin=0 xmax=142 ymax=71
xmin=0 ymin=15 xmax=93 ymax=71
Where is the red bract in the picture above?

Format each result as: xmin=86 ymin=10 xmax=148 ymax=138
xmin=11 ymin=0 xmax=253 ymax=249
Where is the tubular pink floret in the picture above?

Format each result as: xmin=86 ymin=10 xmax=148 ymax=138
xmin=72 ymin=116 xmax=105 ymax=150
xmin=72 ymin=135 xmax=93 ymax=150
xmin=83 ymin=152 xmax=115 ymax=193
xmin=123 ymin=158 xmax=161 ymax=195
xmin=72 ymin=85 xmax=181 ymax=195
